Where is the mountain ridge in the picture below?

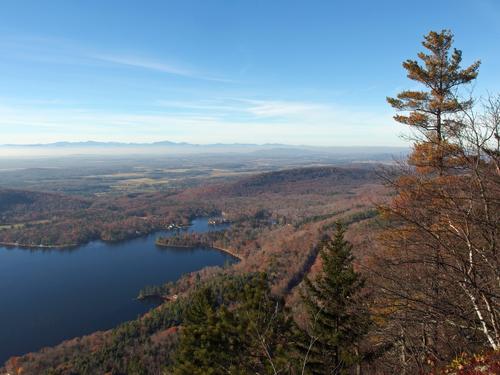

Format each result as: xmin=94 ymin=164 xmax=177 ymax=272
xmin=0 ymin=140 xmax=407 ymax=150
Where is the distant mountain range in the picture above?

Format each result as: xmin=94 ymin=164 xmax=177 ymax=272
xmin=0 ymin=140 xmax=409 ymax=158
xmin=2 ymin=140 xmax=293 ymax=148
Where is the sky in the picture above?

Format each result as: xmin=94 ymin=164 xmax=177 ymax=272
xmin=0 ymin=0 xmax=499 ymax=146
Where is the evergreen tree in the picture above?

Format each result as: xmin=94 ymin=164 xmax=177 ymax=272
xmin=383 ymin=31 xmax=487 ymax=367
xmin=171 ymin=286 xmax=243 ymax=375
xmin=300 ymin=223 xmax=370 ymax=375
xmin=387 ymin=29 xmax=480 ymax=143
xmin=387 ymin=30 xmax=480 ymax=172
xmin=171 ymin=274 xmax=294 ymax=375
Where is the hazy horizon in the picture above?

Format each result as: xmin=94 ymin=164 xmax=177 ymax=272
xmin=0 ymin=140 xmax=409 ymax=158
xmin=0 ymin=139 xmax=410 ymax=147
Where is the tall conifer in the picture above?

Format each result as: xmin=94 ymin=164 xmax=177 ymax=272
xmin=387 ymin=30 xmax=480 ymax=172
xmin=387 ymin=29 xmax=480 ymax=143
xmin=301 ymin=223 xmax=370 ymax=375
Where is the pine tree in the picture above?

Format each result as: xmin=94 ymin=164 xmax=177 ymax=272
xmin=171 ymin=274 xmax=294 ymax=374
xmin=383 ymin=31 xmax=486 ymax=367
xmin=387 ymin=29 xmax=480 ymax=142
xmin=387 ymin=30 xmax=480 ymax=172
xmin=171 ymin=286 xmax=243 ymax=375
xmin=300 ymin=223 xmax=370 ymax=375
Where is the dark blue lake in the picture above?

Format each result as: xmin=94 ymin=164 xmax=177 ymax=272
xmin=0 ymin=218 xmax=234 ymax=364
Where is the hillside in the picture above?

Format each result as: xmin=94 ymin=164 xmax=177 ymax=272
xmin=0 ymin=189 xmax=90 ymax=226
xmin=177 ymin=165 xmax=379 ymax=199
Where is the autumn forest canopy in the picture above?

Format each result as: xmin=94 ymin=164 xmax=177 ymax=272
xmin=0 ymin=29 xmax=499 ymax=375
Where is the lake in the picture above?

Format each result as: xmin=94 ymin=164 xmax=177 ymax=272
xmin=0 ymin=218 xmax=234 ymax=364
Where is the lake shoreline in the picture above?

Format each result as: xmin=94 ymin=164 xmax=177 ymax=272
xmin=0 ymin=225 xmax=195 ymax=250
xmin=155 ymin=242 xmax=243 ymax=260
xmin=0 ymin=241 xmax=78 ymax=249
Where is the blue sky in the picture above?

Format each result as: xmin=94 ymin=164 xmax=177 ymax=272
xmin=0 ymin=0 xmax=499 ymax=146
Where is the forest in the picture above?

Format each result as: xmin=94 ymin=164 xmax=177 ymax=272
xmin=1 ymin=30 xmax=499 ymax=374
xmin=0 ymin=165 xmax=379 ymax=248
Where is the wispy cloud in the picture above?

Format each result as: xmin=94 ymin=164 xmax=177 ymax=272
xmin=154 ymin=99 xmax=241 ymax=112
xmin=153 ymin=97 xmax=393 ymax=128
xmin=239 ymin=99 xmax=324 ymax=118
xmin=93 ymin=54 xmax=235 ymax=82
xmin=0 ymin=34 xmax=234 ymax=82
xmin=154 ymin=98 xmax=325 ymax=118
xmin=93 ymin=54 xmax=193 ymax=76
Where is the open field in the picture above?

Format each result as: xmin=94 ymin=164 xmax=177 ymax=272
xmin=0 ymin=149 xmax=404 ymax=196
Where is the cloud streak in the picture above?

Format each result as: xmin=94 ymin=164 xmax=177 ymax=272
xmin=0 ymin=34 xmax=233 ymax=82
xmin=94 ymin=54 xmax=193 ymax=76
xmin=93 ymin=54 xmax=235 ymax=82
xmin=154 ymin=97 xmax=394 ymax=128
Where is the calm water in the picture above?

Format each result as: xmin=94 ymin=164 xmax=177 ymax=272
xmin=0 ymin=218 xmax=234 ymax=364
